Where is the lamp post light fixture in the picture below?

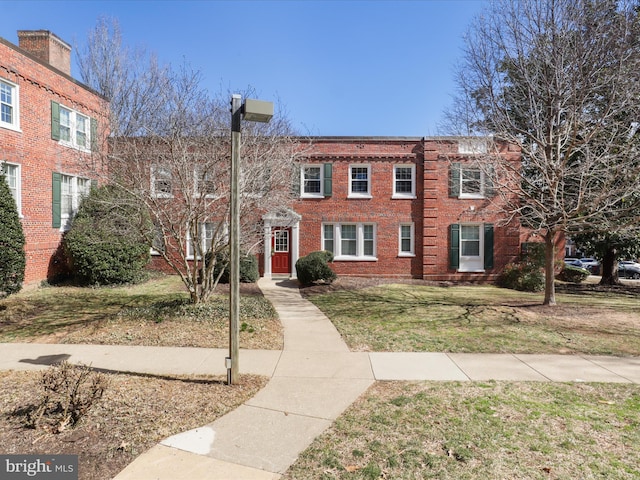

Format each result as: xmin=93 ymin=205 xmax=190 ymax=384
xmin=227 ymin=94 xmax=274 ymax=385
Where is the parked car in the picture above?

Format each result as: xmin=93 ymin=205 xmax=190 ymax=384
xmin=579 ymin=257 xmax=600 ymax=274
xmin=564 ymin=258 xmax=584 ymax=268
xmin=619 ymin=260 xmax=640 ymax=269
xmin=618 ymin=263 xmax=640 ymax=279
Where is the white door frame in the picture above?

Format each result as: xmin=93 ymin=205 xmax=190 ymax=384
xmin=262 ymin=209 xmax=301 ymax=279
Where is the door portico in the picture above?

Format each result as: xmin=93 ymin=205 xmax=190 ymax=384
xmin=262 ymin=208 xmax=301 ymax=279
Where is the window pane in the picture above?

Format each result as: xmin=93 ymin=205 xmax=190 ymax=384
xmin=363 ymin=225 xmax=374 ymax=256
xmin=400 ymin=225 xmax=412 ymax=252
xmin=0 ymin=82 xmax=13 ymax=124
xmin=341 ymin=224 xmax=357 ymax=255
xmin=303 ymin=167 xmax=321 ymax=194
xmin=76 ymin=115 xmax=87 ymax=147
xmin=61 ymin=175 xmax=73 ymax=215
xmin=351 ymin=167 xmax=369 ymax=193
xmin=323 ymin=224 xmax=334 ymax=253
xmin=461 ymin=225 xmax=480 ymax=256
xmin=395 ymin=167 xmax=413 ymax=193
xmin=60 ymin=108 xmax=71 ymax=142
xmin=275 ymin=230 xmax=289 ymax=252
xmin=461 ymin=169 xmax=482 ymax=194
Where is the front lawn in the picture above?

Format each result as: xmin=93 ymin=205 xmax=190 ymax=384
xmin=301 ymin=279 xmax=640 ymax=356
xmin=0 ymin=274 xmax=282 ymax=349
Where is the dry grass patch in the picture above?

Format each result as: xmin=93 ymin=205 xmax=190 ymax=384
xmin=1 ymin=369 xmax=267 ymax=480
xmin=0 ymin=275 xmax=282 ymax=349
xmin=284 ymin=381 xmax=640 ymax=480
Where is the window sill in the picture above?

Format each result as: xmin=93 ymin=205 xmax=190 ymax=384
xmin=398 ymin=253 xmax=415 ymax=258
xmin=347 ymin=194 xmax=372 ymax=200
xmin=457 ymin=269 xmax=486 ymax=273
xmin=0 ymin=123 xmax=21 ymax=133
xmin=300 ymin=193 xmax=325 ymax=199
xmin=392 ymin=194 xmax=416 ymax=200
xmin=334 ymin=256 xmax=378 ymax=262
xmin=459 ymin=194 xmax=485 ymax=200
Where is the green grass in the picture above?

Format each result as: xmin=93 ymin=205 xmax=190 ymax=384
xmin=306 ymin=284 xmax=640 ymax=355
xmin=284 ymin=381 xmax=640 ymax=479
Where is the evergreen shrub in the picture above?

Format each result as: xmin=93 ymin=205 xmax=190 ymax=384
xmin=0 ymin=173 xmax=26 ymax=296
xmin=296 ymin=250 xmax=336 ymax=286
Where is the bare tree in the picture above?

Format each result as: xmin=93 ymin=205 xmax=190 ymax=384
xmin=77 ymin=18 xmax=301 ymax=303
xmin=448 ymin=0 xmax=640 ymax=305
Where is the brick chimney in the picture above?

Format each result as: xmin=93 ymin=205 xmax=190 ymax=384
xmin=17 ymin=30 xmax=71 ymax=76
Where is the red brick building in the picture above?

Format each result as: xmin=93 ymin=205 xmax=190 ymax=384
xmin=0 ymin=31 xmax=109 ymax=286
xmin=262 ymin=136 xmax=523 ymax=281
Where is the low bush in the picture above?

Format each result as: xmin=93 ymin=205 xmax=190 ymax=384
xmin=558 ymin=265 xmax=590 ymax=283
xmin=497 ymin=242 xmax=545 ymax=292
xmin=211 ymin=251 xmax=259 ymax=284
xmin=25 ymin=362 xmax=108 ymax=433
xmin=296 ymin=250 xmax=337 ymax=286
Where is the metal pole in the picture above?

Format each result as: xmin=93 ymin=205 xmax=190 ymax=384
xmin=228 ymin=94 xmax=242 ymax=385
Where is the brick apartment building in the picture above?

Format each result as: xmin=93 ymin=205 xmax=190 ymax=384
xmin=262 ymin=136 xmax=523 ymax=281
xmin=0 ymin=30 xmax=109 ymax=286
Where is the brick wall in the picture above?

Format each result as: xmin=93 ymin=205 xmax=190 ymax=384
xmin=0 ymin=36 xmax=109 ymax=286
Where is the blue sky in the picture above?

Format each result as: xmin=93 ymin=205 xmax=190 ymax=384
xmin=1 ymin=0 xmax=486 ymax=136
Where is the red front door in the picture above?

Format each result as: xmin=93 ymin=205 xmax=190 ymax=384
xmin=272 ymin=228 xmax=291 ymax=274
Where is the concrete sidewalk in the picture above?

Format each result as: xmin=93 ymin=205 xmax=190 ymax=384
xmin=1 ymin=278 xmax=639 ymax=480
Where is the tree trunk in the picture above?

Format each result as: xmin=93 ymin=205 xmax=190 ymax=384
xmin=599 ymin=247 xmax=620 ymax=286
xmin=543 ymin=230 xmax=557 ymax=306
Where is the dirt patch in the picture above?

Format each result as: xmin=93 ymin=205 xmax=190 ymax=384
xmin=0 ymin=369 xmax=267 ymax=480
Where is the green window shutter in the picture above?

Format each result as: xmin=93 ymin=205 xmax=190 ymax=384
xmin=51 ymin=101 xmax=60 ymax=141
xmin=91 ymin=179 xmax=98 ymax=190
xmin=449 ymin=162 xmax=460 ymax=197
xmin=484 ymin=224 xmax=494 ymax=269
xmin=323 ymin=163 xmax=333 ymax=196
xmin=90 ymin=117 xmax=98 ymax=152
xmin=52 ymin=172 xmax=61 ymax=228
xmin=449 ymin=224 xmax=460 ymax=269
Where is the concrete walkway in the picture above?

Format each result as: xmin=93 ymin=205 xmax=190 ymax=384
xmin=1 ymin=278 xmax=639 ymax=479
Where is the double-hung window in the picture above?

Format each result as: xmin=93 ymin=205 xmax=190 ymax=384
xmin=1 ymin=162 xmax=21 ymax=215
xmin=53 ymin=173 xmax=91 ymax=230
xmin=399 ymin=223 xmax=415 ymax=256
xmin=51 ymin=101 xmax=95 ymax=151
xmin=349 ymin=164 xmax=371 ymax=198
xmin=302 ymin=165 xmax=322 ymax=196
xmin=322 ymin=223 xmax=377 ymax=260
xmin=450 ymin=162 xmax=494 ymax=199
xmin=152 ymin=165 xmax=173 ymax=198
xmin=393 ymin=165 xmax=415 ymax=198
xmin=1 ymin=79 xmax=19 ymax=131
xmin=187 ymin=222 xmax=221 ymax=259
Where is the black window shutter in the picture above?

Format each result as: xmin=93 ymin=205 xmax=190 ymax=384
xmin=450 ymin=224 xmax=460 ymax=269
xmin=484 ymin=224 xmax=494 ymax=269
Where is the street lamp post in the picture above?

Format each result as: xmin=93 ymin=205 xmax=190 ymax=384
xmin=227 ymin=94 xmax=273 ymax=385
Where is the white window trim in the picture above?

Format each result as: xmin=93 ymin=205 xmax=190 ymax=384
xmin=194 ymin=167 xmax=219 ymax=199
xmin=348 ymin=164 xmax=372 ymax=199
xmin=458 ymin=138 xmax=488 ymax=155
xmin=459 ymin=223 xmax=485 ymax=273
xmin=186 ymin=222 xmax=227 ymax=260
xmin=398 ymin=223 xmax=415 ymax=257
xmin=392 ymin=164 xmax=416 ymax=199
xmin=1 ymin=162 xmax=22 ymax=217
xmin=0 ymin=78 xmax=20 ymax=132
xmin=151 ymin=165 xmax=174 ymax=198
xmin=60 ymin=174 xmax=90 ymax=231
xmin=459 ymin=166 xmax=486 ymax=199
xmin=322 ymin=222 xmax=377 ymax=261
xmin=300 ymin=165 xmax=324 ymax=198
xmin=58 ymin=105 xmax=90 ymax=152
